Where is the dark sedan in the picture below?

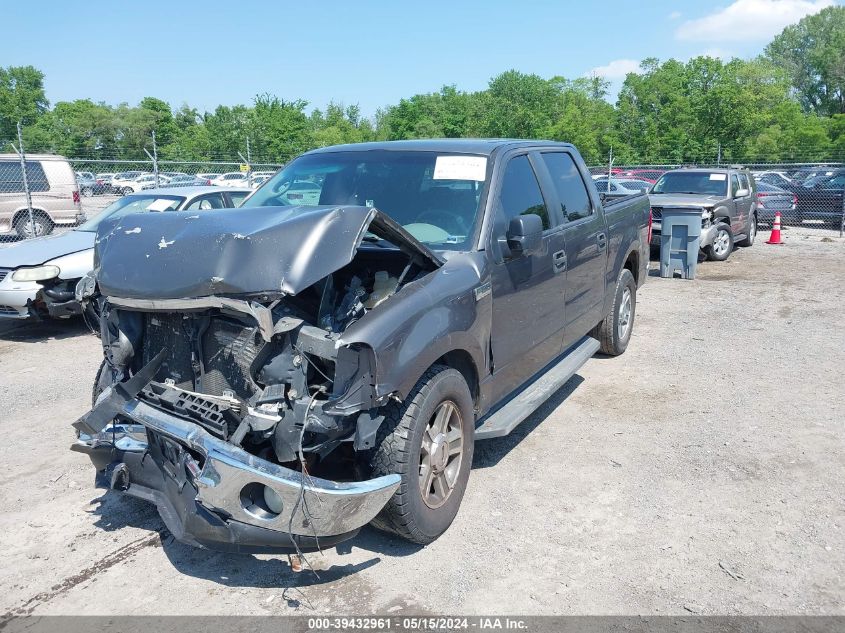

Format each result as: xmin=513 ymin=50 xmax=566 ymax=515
xmin=755 ymin=182 xmax=797 ymax=224
xmin=795 ymin=170 xmax=845 ymax=225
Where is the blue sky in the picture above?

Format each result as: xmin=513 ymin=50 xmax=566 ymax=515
xmin=2 ymin=0 xmax=838 ymax=116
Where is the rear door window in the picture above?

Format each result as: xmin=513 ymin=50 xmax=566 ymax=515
xmin=227 ymin=191 xmax=250 ymax=206
xmin=730 ymin=174 xmax=740 ymax=196
xmin=0 ymin=161 xmax=49 ymax=193
xmin=498 ymin=155 xmax=550 ymax=230
xmin=185 ymin=193 xmax=226 ymax=210
xmin=540 ymin=152 xmax=592 ymax=222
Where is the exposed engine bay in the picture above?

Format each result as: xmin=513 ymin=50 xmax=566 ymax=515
xmin=71 ymin=204 xmax=467 ymax=552
xmin=95 ymin=245 xmax=429 ymax=472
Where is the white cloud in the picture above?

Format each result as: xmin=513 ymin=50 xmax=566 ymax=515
xmin=586 ymin=59 xmax=641 ymax=80
xmin=675 ymin=0 xmax=834 ymax=42
xmin=669 ymin=10 xmax=682 ymax=19
xmin=700 ymin=47 xmax=736 ymax=59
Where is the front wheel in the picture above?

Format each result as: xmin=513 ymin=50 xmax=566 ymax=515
xmin=590 ymin=268 xmax=636 ymax=356
xmin=705 ymin=224 xmax=733 ymax=261
xmin=366 ymin=365 xmax=474 ymax=545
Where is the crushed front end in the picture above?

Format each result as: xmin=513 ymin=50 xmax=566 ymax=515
xmin=72 ymin=205 xmax=441 ymax=552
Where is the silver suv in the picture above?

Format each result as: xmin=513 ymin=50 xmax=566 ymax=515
xmin=649 ymin=167 xmax=758 ymax=261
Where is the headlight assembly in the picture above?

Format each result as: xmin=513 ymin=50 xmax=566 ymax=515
xmin=11 ymin=265 xmax=60 ymax=282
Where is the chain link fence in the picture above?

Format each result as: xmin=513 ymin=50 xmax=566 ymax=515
xmin=587 ymin=162 xmax=845 ymax=234
xmin=3 ymin=145 xmax=844 ymax=248
xmin=1 ymin=154 xmax=283 ymax=246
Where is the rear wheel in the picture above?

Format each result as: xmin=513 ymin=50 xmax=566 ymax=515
xmin=590 ymin=268 xmax=636 ymax=356
xmin=14 ymin=213 xmax=52 ymax=238
xmin=705 ymin=224 xmax=733 ymax=261
xmin=81 ymin=187 xmax=93 ymax=197
xmin=366 ymin=365 xmax=474 ymax=544
xmin=737 ymin=213 xmax=757 ymax=247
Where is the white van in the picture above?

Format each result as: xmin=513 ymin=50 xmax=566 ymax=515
xmin=0 ymin=154 xmax=83 ymax=238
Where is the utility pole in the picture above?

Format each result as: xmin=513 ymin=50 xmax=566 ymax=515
xmin=606 ymin=146 xmax=613 ymax=193
xmin=144 ymin=130 xmax=160 ymax=188
xmin=717 ymin=143 xmax=721 ymax=166
xmin=12 ymin=122 xmax=36 ymax=237
xmin=238 ymin=137 xmax=252 ymax=188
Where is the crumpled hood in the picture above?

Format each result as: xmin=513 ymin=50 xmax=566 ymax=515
xmin=0 ymin=230 xmax=94 ymax=269
xmin=94 ymin=205 xmax=443 ymax=299
xmin=649 ymin=194 xmax=726 ymax=208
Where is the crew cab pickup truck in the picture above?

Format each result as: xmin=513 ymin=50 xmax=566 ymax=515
xmin=649 ymin=167 xmax=758 ymax=261
xmin=73 ymin=140 xmax=649 ymax=553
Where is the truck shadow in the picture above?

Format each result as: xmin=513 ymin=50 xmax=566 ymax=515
xmin=84 ymin=375 xmax=588 ymax=589
xmin=88 ymin=487 xmax=409 ymax=590
xmin=472 ymin=374 xmax=585 ymax=470
xmin=0 ymin=316 xmax=94 ymax=342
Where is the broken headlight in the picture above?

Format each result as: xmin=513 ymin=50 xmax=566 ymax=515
xmin=12 ymin=265 xmax=60 ymax=282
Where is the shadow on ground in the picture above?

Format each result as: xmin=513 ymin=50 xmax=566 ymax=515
xmin=0 ymin=315 xmax=93 ymax=341
xmin=83 ymin=371 xmax=587 ymax=590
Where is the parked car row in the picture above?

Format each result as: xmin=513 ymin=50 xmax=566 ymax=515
xmin=751 ymin=168 xmax=844 ymax=225
xmin=88 ymin=170 xmax=279 ymax=194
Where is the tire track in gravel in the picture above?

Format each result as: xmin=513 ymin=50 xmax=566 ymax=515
xmin=1 ymin=529 xmax=167 ymax=621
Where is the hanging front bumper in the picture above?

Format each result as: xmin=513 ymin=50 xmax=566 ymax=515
xmin=72 ymin=398 xmax=400 ymax=554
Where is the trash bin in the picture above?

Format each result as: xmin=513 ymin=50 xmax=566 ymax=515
xmin=659 ymin=207 xmax=702 ymax=280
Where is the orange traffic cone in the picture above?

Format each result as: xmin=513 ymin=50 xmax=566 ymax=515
xmin=766 ymin=212 xmax=783 ymax=245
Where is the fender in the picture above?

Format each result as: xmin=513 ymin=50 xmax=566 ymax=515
xmin=338 ymin=251 xmax=492 ymax=402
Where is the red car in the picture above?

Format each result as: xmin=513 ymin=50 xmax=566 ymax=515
xmin=618 ymin=169 xmax=666 ymax=184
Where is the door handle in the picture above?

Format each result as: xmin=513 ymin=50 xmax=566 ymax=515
xmin=597 ymin=233 xmax=607 ymax=250
xmin=552 ymin=249 xmax=567 ymax=273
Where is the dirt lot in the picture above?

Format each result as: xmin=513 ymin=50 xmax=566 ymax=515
xmin=0 ymin=227 xmax=843 ymax=616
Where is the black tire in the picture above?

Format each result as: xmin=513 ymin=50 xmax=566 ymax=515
xmin=81 ymin=187 xmax=93 ymax=197
xmin=121 ymin=187 xmax=133 ymax=196
xmin=705 ymin=223 xmax=733 ymax=261
xmin=590 ymin=268 xmax=636 ymax=356
xmin=92 ymin=359 xmax=110 ymax=406
xmin=366 ymin=365 xmax=474 ymax=544
xmin=737 ymin=213 xmax=757 ymax=247
xmin=14 ymin=213 xmax=52 ymax=238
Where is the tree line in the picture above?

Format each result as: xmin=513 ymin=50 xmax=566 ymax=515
xmin=2 ymin=6 xmax=844 ymax=166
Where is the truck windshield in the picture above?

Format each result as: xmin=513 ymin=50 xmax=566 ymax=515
xmin=652 ymin=172 xmax=728 ymax=196
xmin=242 ymin=150 xmax=488 ymax=250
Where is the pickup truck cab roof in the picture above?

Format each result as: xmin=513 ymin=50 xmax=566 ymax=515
xmin=305 ymin=138 xmax=577 ymax=157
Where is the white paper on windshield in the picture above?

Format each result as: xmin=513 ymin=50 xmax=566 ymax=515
xmin=433 ymin=156 xmax=487 ymax=181
xmin=146 ymin=198 xmax=175 ymax=212
xmin=709 ymin=173 xmax=727 ymax=181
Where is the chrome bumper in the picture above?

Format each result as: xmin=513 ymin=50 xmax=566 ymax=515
xmin=73 ymin=398 xmax=400 ymax=552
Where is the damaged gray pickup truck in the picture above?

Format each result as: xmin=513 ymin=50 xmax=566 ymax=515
xmin=72 ymin=139 xmax=649 ymax=553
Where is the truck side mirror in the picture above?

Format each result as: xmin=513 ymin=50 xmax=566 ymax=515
xmin=506 ymin=214 xmax=543 ymax=257
xmin=734 ymin=188 xmax=749 ymax=198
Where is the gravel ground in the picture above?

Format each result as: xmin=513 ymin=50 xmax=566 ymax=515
xmin=0 ymin=227 xmax=843 ymax=616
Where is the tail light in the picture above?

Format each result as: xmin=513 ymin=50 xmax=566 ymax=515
xmin=72 ymin=191 xmax=81 ymax=205
xmin=792 ymin=194 xmax=798 ymax=208
xmin=647 ymin=208 xmax=653 ymax=244
xmin=206 ymin=179 xmax=211 ymax=185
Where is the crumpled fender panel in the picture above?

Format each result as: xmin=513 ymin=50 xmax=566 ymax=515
xmin=94 ymin=205 xmax=441 ymax=300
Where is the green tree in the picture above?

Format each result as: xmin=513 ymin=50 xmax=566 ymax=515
xmin=0 ymin=65 xmax=48 ymax=139
xmin=766 ymin=5 xmax=845 ymax=115
xmin=479 ymin=70 xmax=560 ymax=138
